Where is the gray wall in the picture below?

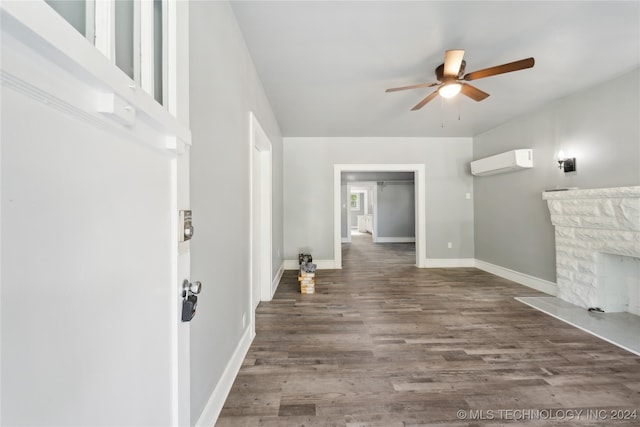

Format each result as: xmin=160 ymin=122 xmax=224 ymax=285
xmin=189 ymin=1 xmax=283 ymax=423
xmin=284 ymin=137 xmax=474 ymax=261
xmin=474 ymin=68 xmax=640 ymax=282
xmin=377 ymin=182 xmax=415 ymax=238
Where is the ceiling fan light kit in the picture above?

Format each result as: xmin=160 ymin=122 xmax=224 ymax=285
xmin=439 ymin=83 xmax=461 ymax=98
xmin=386 ymin=49 xmax=535 ymax=110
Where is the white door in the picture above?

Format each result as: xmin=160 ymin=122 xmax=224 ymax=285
xmin=0 ymin=89 xmax=181 ymax=426
xmin=0 ymin=2 xmax=192 ymax=425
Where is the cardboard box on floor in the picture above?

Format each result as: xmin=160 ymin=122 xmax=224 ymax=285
xmin=298 ymin=271 xmax=315 ymax=294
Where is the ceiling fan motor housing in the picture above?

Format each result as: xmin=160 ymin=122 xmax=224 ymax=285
xmin=436 ymin=60 xmax=466 ymax=81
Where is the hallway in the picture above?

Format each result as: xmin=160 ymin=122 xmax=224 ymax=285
xmin=217 ymin=237 xmax=640 ymax=426
xmin=344 ymin=232 xmax=415 ymax=269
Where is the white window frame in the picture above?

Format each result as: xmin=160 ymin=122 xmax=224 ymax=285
xmin=138 ymin=0 xmax=155 ymax=97
xmin=92 ymin=0 xmax=169 ymax=107
xmin=94 ymin=0 xmax=115 ymax=61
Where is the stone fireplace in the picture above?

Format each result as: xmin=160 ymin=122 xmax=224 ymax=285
xmin=543 ymin=186 xmax=640 ymax=315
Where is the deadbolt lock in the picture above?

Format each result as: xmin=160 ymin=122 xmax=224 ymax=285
xmin=180 ymin=210 xmax=193 ymax=241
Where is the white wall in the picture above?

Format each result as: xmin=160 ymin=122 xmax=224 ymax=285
xmin=474 ymin=68 xmax=640 ymax=283
xmin=188 ymin=1 xmax=283 ymax=423
xmin=284 ymin=137 xmax=474 ymax=263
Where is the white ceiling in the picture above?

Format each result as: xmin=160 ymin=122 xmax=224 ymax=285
xmin=230 ymin=1 xmax=640 ymax=138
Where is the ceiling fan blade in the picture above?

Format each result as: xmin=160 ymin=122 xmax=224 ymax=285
xmin=463 ymin=57 xmax=534 ymax=81
xmin=385 ymin=82 xmax=439 ymax=93
xmin=443 ymin=49 xmax=465 ymax=78
xmin=460 ymin=83 xmax=490 ymax=101
xmin=411 ymin=89 xmax=440 ymax=111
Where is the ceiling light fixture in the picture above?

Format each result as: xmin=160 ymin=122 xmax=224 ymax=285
xmin=439 ymin=82 xmax=462 ymax=98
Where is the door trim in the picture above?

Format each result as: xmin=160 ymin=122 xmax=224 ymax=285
xmin=249 ymin=112 xmax=273 ymax=331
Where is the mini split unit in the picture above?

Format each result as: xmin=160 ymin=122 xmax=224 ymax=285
xmin=470 ymin=149 xmax=533 ymax=176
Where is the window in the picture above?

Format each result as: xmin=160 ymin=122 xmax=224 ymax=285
xmin=114 ymin=0 xmax=134 ymax=80
xmin=45 ymin=0 xmax=166 ymax=106
xmin=45 ymin=0 xmax=89 ymax=37
xmin=350 ymin=193 xmax=360 ymax=210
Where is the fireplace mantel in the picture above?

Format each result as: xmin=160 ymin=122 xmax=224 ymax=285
xmin=543 ymin=186 xmax=640 ymax=201
xmin=542 ymin=186 xmax=640 ymax=314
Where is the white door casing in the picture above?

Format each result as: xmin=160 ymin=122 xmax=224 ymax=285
xmin=252 ymin=145 xmax=263 ymax=311
xmin=249 ymin=112 xmax=273 ymax=332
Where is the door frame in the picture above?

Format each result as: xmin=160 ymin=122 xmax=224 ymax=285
xmin=334 ymin=164 xmax=426 ymax=268
xmin=249 ymin=112 xmax=273 ymax=330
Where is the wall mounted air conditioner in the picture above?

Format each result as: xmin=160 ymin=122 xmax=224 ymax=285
xmin=470 ymin=149 xmax=533 ymax=176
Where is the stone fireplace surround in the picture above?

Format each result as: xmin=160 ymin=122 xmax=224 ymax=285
xmin=543 ymin=186 xmax=640 ymax=314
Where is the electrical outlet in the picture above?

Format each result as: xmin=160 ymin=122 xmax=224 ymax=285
xmin=465 ymin=193 xmax=471 ymax=200
xmin=242 ymin=313 xmax=246 ymax=329
xmin=448 ymin=242 xmax=453 ymax=249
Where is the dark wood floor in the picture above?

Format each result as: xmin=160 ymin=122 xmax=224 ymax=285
xmin=216 ymin=234 xmax=640 ymax=426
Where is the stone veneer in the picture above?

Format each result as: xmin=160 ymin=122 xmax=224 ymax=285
xmin=543 ymin=186 xmax=640 ymax=311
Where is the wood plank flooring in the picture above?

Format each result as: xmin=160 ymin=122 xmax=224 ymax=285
xmin=216 ymin=234 xmax=640 ymax=426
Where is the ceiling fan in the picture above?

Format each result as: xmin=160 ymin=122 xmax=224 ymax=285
xmin=386 ymin=50 xmax=534 ymax=110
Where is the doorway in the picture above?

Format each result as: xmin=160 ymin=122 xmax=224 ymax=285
xmin=345 ymin=182 xmax=376 ymax=243
xmin=250 ymin=113 xmax=273 ymax=320
xmin=334 ymin=164 xmax=426 ymax=268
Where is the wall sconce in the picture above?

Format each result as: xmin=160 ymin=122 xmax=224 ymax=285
xmin=557 ymin=150 xmax=576 ymax=172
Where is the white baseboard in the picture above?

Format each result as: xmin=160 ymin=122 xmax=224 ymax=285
xmin=341 ymin=237 xmax=349 ymax=243
xmin=376 ymin=237 xmax=416 ymax=243
xmin=271 ymin=262 xmax=284 ymax=297
xmin=283 ymin=260 xmax=298 ymax=270
xmin=283 ymin=259 xmax=336 ymax=270
xmin=194 ymin=326 xmax=255 ymax=427
xmin=423 ymin=258 xmax=475 ymax=268
xmin=474 ymin=259 xmax=557 ymax=296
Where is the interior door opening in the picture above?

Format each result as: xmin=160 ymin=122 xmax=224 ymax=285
xmin=334 ymin=164 xmax=426 ymax=269
xmin=249 ymin=112 xmax=273 ymax=332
